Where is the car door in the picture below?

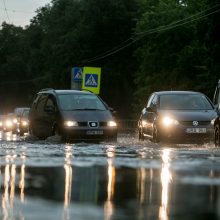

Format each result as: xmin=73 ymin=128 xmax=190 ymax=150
xmin=31 ymin=94 xmax=49 ymax=138
xmin=142 ymin=95 xmax=158 ymax=137
xmin=43 ymin=95 xmax=57 ymax=136
xmin=213 ymin=80 xmax=220 ymax=109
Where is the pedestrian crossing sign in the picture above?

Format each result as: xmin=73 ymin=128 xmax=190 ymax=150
xmin=72 ymin=67 xmax=82 ymax=81
xmin=82 ymin=67 xmax=101 ymax=94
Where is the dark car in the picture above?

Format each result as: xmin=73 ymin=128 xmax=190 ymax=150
xmin=213 ymin=79 xmax=220 ymax=146
xmin=138 ymin=91 xmax=217 ymax=144
xmin=17 ymin=108 xmax=30 ymax=135
xmin=28 ymin=89 xmax=117 ymax=142
xmin=3 ymin=113 xmax=18 ymax=133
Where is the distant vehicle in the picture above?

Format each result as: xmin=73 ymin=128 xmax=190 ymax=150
xmin=17 ymin=108 xmax=30 ymax=135
xmin=138 ymin=91 xmax=217 ymax=144
xmin=14 ymin=107 xmax=30 ymax=118
xmin=28 ymin=89 xmax=118 ymax=142
xmin=0 ymin=115 xmax=4 ymax=131
xmin=213 ymin=80 xmax=220 ymax=146
xmin=3 ymin=113 xmax=18 ymax=133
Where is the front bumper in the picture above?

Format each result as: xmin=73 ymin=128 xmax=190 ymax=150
xmin=61 ymin=126 xmax=118 ymax=141
xmin=158 ymin=124 xmax=214 ymax=144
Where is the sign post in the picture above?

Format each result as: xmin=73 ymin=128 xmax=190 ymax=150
xmin=71 ymin=67 xmax=83 ymax=90
xmin=82 ymin=67 xmax=101 ymax=94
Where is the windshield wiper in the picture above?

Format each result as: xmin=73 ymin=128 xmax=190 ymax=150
xmin=71 ymin=108 xmax=104 ymax=111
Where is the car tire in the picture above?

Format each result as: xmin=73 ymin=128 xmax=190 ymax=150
xmin=214 ymin=124 xmax=220 ymax=147
xmin=138 ymin=129 xmax=144 ymax=141
xmin=152 ymin=126 xmax=159 ymax=143
xmin=53 ymin=125 xmax=60 ymax=136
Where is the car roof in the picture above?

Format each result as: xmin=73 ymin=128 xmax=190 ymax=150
xmin=153 ymin=91 xmax=205 ymax=96
xmin=38 ymin=89 xmax=93 ymax=95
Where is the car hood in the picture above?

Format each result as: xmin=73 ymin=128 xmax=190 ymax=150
xmin=158 ymin=110 xmax=217 ymax=121
xmin=61 ymin=110 xmax=114 ymax=121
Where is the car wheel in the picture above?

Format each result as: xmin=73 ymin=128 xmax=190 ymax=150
xmin=138 ymin=129 xmax=144 ymax=141
xmin=152 ymin=126 xmax=159 ymax=143
xmin=109 ymin=135 xmax=117 ymax=142
xmin=53 ymin=125 xmax=60 ymax=136
xmin=214 ymin=124 xmax=220 ymax=147
xmin=29 ymin=124 xmax=36 ymax=136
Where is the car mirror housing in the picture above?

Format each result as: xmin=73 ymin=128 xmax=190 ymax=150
xmin=146 ymin=106 xmax=156 ymax=112
xmin=44 ymin=106 xmax=55 ymax=113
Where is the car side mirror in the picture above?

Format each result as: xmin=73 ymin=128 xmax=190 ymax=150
xmin=44 ymin=106 xmax=55 ymax=113
xmin=109 ymin=107 xmax=117 ymax=115
xmin=146 ymin=105 xmax=156 ymax=112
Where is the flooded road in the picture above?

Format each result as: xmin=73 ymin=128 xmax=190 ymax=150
xmin=1 ymin=132 xmax=220 ymax=220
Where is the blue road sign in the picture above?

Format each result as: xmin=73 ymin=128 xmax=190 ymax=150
xmin=84 ymin=74 xmax=98 ymax=88
xmin=72 ymin=67 xmax=82 ymax=81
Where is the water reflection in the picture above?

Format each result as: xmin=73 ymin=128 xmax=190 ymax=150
xmin=0 ymin=142 xmax=220 ymax=220
xmin=159 ymin=149 xmax=172 ymax=220
xmin=1 ymin=149 xmax=26 ymax=220
xmin=104 ymin=145 xmax=116 ymax=220
xmin=63 ymin=144 xmax=73 ymax=220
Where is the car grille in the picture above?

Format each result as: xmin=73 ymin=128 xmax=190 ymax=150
xmin=180 ymin=121 xmax=211 ymax=126
xmin=77 ymin=122 xmax=107 ymax=127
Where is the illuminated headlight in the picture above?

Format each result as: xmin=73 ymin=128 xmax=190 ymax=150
xmin=107 ymin=121 xmax=117 ymax=127
xmin=142 ymin=120 xmax=147 ymax=127
xmin=211 ymin=118 xmax=216 ymax=125
xmin=64 ymin=121 xmax=78 ymax=127
xmin=13 ymin=118 xmax=18 ymax=124
xmin=21 ymin=121 xmax=28 ymax=126
xmin=162 ymin=116 xmax=179 ymax=127
xmin=6 ymin=120 xmax=13 ymax=127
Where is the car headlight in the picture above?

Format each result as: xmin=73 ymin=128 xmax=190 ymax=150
xmin=141 ymin=120 xmax=147 ymax=127
xmin=64 ymin=121 xmax=78 ymax=127
xmin=162 ymin=116 xmax=179 ymax=127
xmin=211 ymin=118 xmax=216 ymax=125
xmin=21 ymin=121 xmax=28 ymax=126
xmin=13 ymin=118 xmax=18 ymax=124
xmin=6 ymin=120 xmax=13 ymax=127
xmin=107 ymin=121 xmax=117 ymax=127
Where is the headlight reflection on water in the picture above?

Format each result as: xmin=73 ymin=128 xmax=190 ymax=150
xmin=1 ymin=151 xmax=26 ymax=220
xmin=104 ymin=145 xmax=116 ymax=220
xmin=159 ymin=149 xmax=172 ymax=220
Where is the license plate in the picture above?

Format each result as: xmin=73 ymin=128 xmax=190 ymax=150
xmin=86 ymin=130 xmax=103 ymax=135
xmin=186 ymin=128 xmax=206 ymax=133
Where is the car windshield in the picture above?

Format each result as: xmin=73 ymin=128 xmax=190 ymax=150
xmin=58 ymin=94 xmax=107 ymax=111
xmin=159 ymin=94 xmax=213 ymax=110
xmin=22 ymin=110 xmax=30 ymax=118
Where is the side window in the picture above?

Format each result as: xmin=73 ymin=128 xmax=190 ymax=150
xmin=149 ymin=95 xmax=158 ymax=107
xmin=31 ymin=95 xmax=40 ymax=109
xmin=146 ymin=94 xmax=155 ymax=108
xmin=45 ymin=96 xmax=56 ymax=110
xmin=213 ymin=87 xmax=219 ymax=106
xmin=36 ymin=94 xmax=48 ymax=111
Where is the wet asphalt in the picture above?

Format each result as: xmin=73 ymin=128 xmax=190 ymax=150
xmin=0 ymin=131 xmax=220 ymax=220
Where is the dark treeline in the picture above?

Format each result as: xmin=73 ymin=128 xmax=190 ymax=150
xmin=0 ymin=0 xmax=219 ymax=118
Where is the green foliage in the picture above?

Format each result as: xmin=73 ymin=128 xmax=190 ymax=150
xmin=0 ymin=0 xmax=219 ymax=117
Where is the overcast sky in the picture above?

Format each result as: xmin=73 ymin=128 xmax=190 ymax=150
xmin=0 ymin=0 xmax=51 ymax=27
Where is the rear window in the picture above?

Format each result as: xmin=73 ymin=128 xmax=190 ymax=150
xmin=58 ymin=94 xmax=107 ymax=111
xmin=159 ymin=94 xmax=213 ymax=110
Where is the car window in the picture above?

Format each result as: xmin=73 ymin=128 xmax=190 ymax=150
xmin=213 ymin=87 xmax=220 ymax=106
xmin=150 ymin=95 xmax=158 ymax=107
xmin=22 ymin=110 xmax=29 ymax=118
xmin=36 ymin=94 xmax=48 ymax=111
xmin=159 ymin=94 xmax=213 ymax=110
xmin=58 ymin=94 xmax=107 ymax=111
xmin=45 ymin=96 xmax=56 ymax=108
xmin=146 ymin=94 xmax=155 ymax=108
